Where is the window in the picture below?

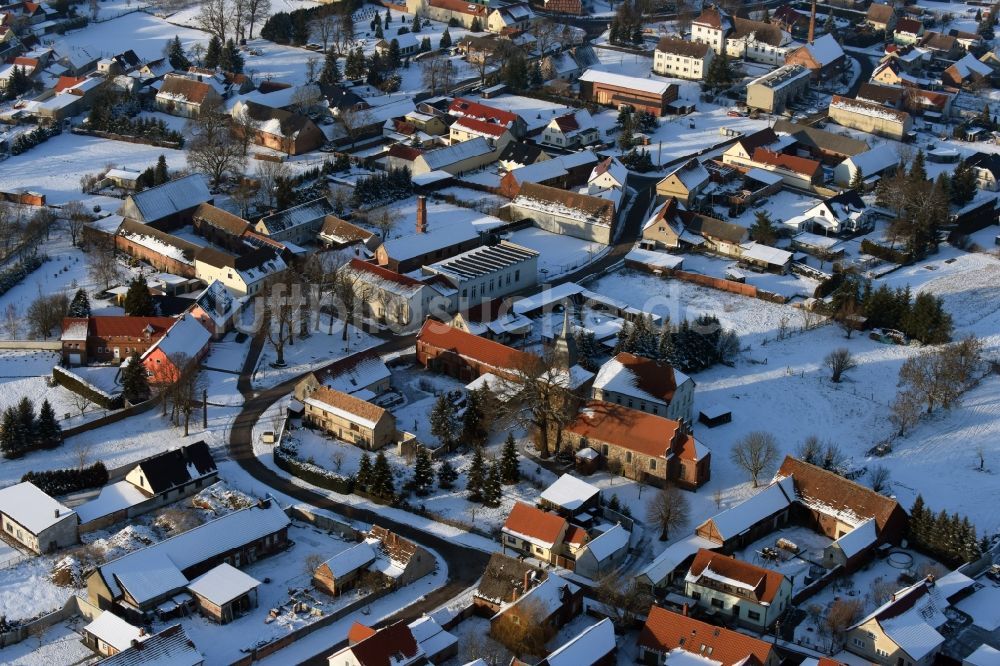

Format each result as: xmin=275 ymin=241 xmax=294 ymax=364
xmin=710 ymin=598 xmax=724 ymax=609
xmin=625 ymin=451 xmax=632 ymax=463
xmin=691 ymin=591 xmax=701 ymax=600
xmin=601 ymin=444 xmax=609 ymax=455
xmin=506 ymin=534 xmax=517 ymax=543
xmin=748 ymin=610 xmax=761 ymax=621
xmin=853 ymin=638 xmax=865 ymax=648
xmin=514 ymin=270 xmax=520 ymax=282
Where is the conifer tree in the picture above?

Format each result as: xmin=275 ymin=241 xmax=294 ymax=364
xmin=154 ymin=155 xmax=169 ymax=185
xmin=411 ymin=446 xmax=434 ymax=496
xmin=204 ymin=35 xmax=222 ymax=70
xmin=0 ymin=408 xmax=19 ymax=458
xmin=320 ymin=49 xmax=342 ymax=86
xmin=849 ymin=166 xmax=864 ymax=193
xmin=607 ymin=493 xmax=621 ymax=512
xmin=167 ymin=35 xmax=192 ymax=70
xmin=439 ymin=28 xmax=452 ymax=49
xmin=470 ymin=17 xmax=482 ymax=32
xmin=374 ymin=22 xmax=383 ymax=39
xmin=909 ymin=149 xmax=927 ymax=183
xmin=466 ymin=445 xmax=486 ymax=502
xmin=482 ymin=461 xmax=502 ymax=506
xmin=431 ymin=394 xmax=458 ymax=447
xmin=370 ymin=451 xmax=395 ymax=501
xmin=35 ymin=399 xmax=61 ymax=449
xmin=123 ymin=276 xmax=154 ymax=316
xmin=357 ymin=452 xmax=373 ymax=488
xmin=385 ymin=8 xmax=391 ymax=23
xmin=121 ymin=352 xmax=151 ymax=403
xmin=68 ymin=288 xmax=91 ymax=318
xmin=461 ymin=387 xmax=488 ymax=448
xmin=220 ymin=39 xmax=244 ymax=74
xmin=749 ymin=210 xmax=777 ymax=245
xmin=499 ymin=433 xmax=520 ymax=484
xmin=15 ymin=397 xmax=35 ymax=451
xmin=438 ymin=459 xmax=458 ymax=489
xmin=412 ymin=15 xmax=421 ymax=32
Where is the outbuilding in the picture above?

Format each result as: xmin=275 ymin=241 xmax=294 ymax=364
xmin=186 ymin=562 xmax=261 ymax=624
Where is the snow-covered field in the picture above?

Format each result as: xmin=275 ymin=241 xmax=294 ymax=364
xmin=252 ymin=319 xmax=379 ymax=389
xmin=508 ymin=227 xmax=610 ymax=280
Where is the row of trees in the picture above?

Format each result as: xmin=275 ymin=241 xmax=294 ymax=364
xmin=86 ymin=85 xmax=184 ymax=146
xmin=612 ymin=314 xmax=740 ymax=373
xmin=608 ymin=2 xmax=645 ymax=46
xmin=10 ymin=125 xmax=61 ymax=156
xmin=351 ymin=167 xmax=413 ymax=208
xmin=0 ymin=397 xmax=62 ymax=458
xmin=909 ymin=495 xmax=983 ymax=566
xmin=832 ymin=273 xmax=953 ymax=344
xmin=616 ymin=106 xmax=658 ymax=151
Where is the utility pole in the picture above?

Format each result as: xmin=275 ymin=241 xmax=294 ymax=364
xmin=203 ymin=388 xmax=208 ymax=429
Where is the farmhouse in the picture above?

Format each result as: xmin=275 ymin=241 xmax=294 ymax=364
xmin=231 ymin=100 xmax=325 ymax=156
xmin=653 ymin=37 xmax=713 ymax=80
xmin=578 ymin=69 xmax=678 ymax=116
xmin=592 ymin=352 xmax=695 ymax=423
xmin=124 ymin=440 xmax=218 ymax=501
xmin=118 ymin=174 xmax=213 ymax=229
xmin=828 ymin=95 xmax=912 ymax=141
xmin=301 ymin=385 xmax=397 ymax=450
xmin=563 ymin=401 xmax=710 ymax=489
xmin=115 ymin=218 xmax=201 ymax=278
xmin=155 ymin=73 xmax=223 ymax=118
xmin=255 ymin=197 xmax=335 ymax=245
xmin=60 ymin=315 xmax=175 ymax=366
xmin=416 ymin=318 xmax=530 ymax=382
xmin=639 ymin=606 xmax=780 ymax=666
xmin=86 ymin=498 xmax=290 ymax=619
xmin=508 ymin=181 xmax=617 ymax=244
xmin=684 ymin=549 xmax=792 ymax=629
xmin=0 ymin=481 xmax=77 ymax=554
xmin=140 ymin=313 xmax=212 ymax=384
xmin=194 ymin=246 xmax=287 ymax=296
xmin=191 ymin=204 xmax=250 ymax=252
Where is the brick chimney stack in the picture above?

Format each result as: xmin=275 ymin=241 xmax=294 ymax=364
xmin=808 ymin=0 xmax=817 ymax=44
xmin=416 ymin=195 xmax=427 ymax=234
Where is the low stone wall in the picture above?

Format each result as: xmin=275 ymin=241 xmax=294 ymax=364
xmin=0 ymin=340 xmax=61 ymax=351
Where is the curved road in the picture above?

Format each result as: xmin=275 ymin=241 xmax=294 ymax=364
xmin=226 ymin=179 xmax=656 ymax=663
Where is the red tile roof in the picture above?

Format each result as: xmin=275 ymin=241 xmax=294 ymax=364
xmin=346 ymin=621 xmax=421 ymax=666
xmin=387 ymin=144 xmax=423 ymax=162
xmin=64 ymin=316 xmax=176 ymax=341
xmin=693 ymin=6 xmax=728 ymax=29
xmin=349 ymin=258 xmax=425 ymax=287
xmin=565 ymin=525 xmax=588 ymax=546
xmin=543 ymin=0 xmax=582 ymax=14
xmin=503 ymin=502 xmax=567 ymax=547
xmin=348 ymin=622 xmax=378 ymax=643
xmin=417 ymin=319 xmax=531 ymax=373
xmin=54 ymin=76 xmax=86 ymax=92
xmin=454 ymin=115 xmax=510 ymax=137
xmin=565 ymin=401 xmax=686 ymax=460
xmin=639 ymin=606 xmax=776 ymax=666
xmin=895 ymin=17 xmax=923 ymax=34
xmin=430 ymin=0 xmax=487 ymax=15
xmin=553 ymin=113 xmax=579 ymax=133
xmin=448 ymin=98 xmax=518 ymax=128
xmin=609 ymin=352 xmax=680 ymax=402
xmin=12 ymin=56 xmax=38 ymax=68
xmin=688 ymin=549 xmax=787 ymax=604
xmin=751 ymin=148 xmax=821 ymax=179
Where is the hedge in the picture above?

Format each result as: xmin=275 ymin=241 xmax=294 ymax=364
xmin=0 ymin=255 xmax=44 ymax=298
xmin=274 ymin=446 xmax=354 ymax=495
xmin=860 ymin=239 xmax=912 ymax=265
xmin=813 ymin=272 xmax=844 ymax=299
xmin=22 ymin=462 xmax=108 ymax=496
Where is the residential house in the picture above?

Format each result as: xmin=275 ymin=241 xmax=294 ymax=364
xmin=508 ymin=181 xmax=617 ymax=244
xmin=317 ymin=215 xmax=377 ymax=251
xmin=720 ymin=127 xmax=783 ymax=170
xmin=499 ymin=141 xmax=551 ymax=170
xmin=691 ymin=5 xmax=733 ymax=53
xmin=407 ymin=616 xmax=459 ymax=664
xmin=640 ymin=197 xmax=685 ymax=250
xmin=301 ymin=385 xmax=397 ymax=450
xmin=374 ymin=31 xmax=419 ymax=58
xmin=415 ymin=318 xmax=530 ymax=382
xmin=60 ymin=315 xmax=175 ymax=366
xmin=445 ymin=298 xmax=533 ymax=343
xmin=943 ymin=53 xmax=993 ymax=88
xmin=726 ymin=17 xmax=792 ymax=66
xmin=684 ymin=549 xmax=792 ymax=629
xmin=0 ymin=481 xmax=77 ymax=554
xmin=846 ymin=577 xmax=950 ymax=666
xmin=448 ymin=98 xmax=526 ymax=138
xmin=340 ymin=259 xmax=443 ymax=330
xmin=422 ymin=241 xmax=539 ymax=311
xmin=563 ymin=401 xmax=710 ymax=489
xmin=578 ymin=69 xmax=678 ymax=116
xmin=539 ymin=109 xmax=599 ymax=149
xmin=96 ymin=625 xmax=203 ymax=666
xmin=750 ymin=147 xmax=823 ymax=188
xmin=638 ymin=606 xmax=781 ymax=666
xmin=499 ymin=150 xmax=599 ymax=198
xmin=828 ymin=94 xmax=912 ymax=141
xmin=783 ymin=190 xmax=873 ymax=235
xmin=294 ymin=352 xmax=392 ymax=402
xmin=694 ymin=476 xmax=797 ymax=551
xmin=656 ymin=158 xmax=710 ymax=207
xmin=231 ymin=100 xmax=325 ymax=155
xmin=947 ymin=28 xmax=983 ymax=51
xmin=857 ymin=82 xmax=906 ymax=108
xmin=404 ymin=109 xmax=448 ymax=136
xmin=772 ymin=119 xmax=870 ymax=163
xmin=967 ymin=152 xmax=1000 ymax=191
xmin=785 ymin=33 xmax=845 ymax=80
xmin=255 ymin=196 xmax=334 ymax=245
xmin=919 ymin=32 xmax=963 ymax=60
xmin=772 ymin=5 xmax=811 ymax=39
xmin=646 ymin=209 xmax=748 ymax=257
xmin=115 ymin=218 xmax=201 ymax=278
xmin=573 ymin=524 xmax=630 ymax=580
xmin=82 ymin=611 xmax=145 ymax=657
xmin=117 ymin=174 xmax=212 ymax=230
xmin=866 ymin=3 xmax=897 ymax=32
xmin=592 ymin=351 xmax=695 ymax=423
xmin=405 ymin=0 xmax=488 ymax=29
xmin=410 ymin=136 xmax=497 ymax=176
xmin=449 ymin=114 xmax=515 ymax=152
xmin=314 ymin=525 xmax=434 ymax=596
xmin=653 ymin=37 xmax=713 ymax=80
xmin=490 ymin=569 xmax=583 ymax=644
xmin=86 ymin=498 xmax=290 ymax=619
xmin=539 ymin=473 xmax=601 ymax=518
xmin=328 ymin=620 xmax=425 ymax=666
xmin=487 ymin=3 xmax=535 ymax=33
xmin=473 ymin=553 xmax=546 ymax=616
xmin=194 ymin=246 xmax=286 ymax=297
xmin=833 ymin=148 xmax=900 ymax=187
xmin=538 ymin=618 xmax=615 ymax=666
xmin=20 ymin=75 xmax=103 ymax=122
xmin=882 ymin=43 xmax=931 ymax=74
xmin=633 ymin=534 xmax=720 ymax=593
xmin=191 ymin=203 xmax=250 ymax=253
xmin=155 ymin=73 xmax=223 ymax=118
xmin=746 ymin=63 xmax=810 ymax=113
xmin=141 ymin=313 xmax=212 ymax=384
xmin=894 ymin=17 xmax=925 ymax=45
xmin=123 ymin=441 xmax=218 ymax=501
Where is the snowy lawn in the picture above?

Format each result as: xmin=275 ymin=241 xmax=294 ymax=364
xmin=51 ymin=11 xmax=210 ymax=67
xmin=732 ymin=525 xmax=832 ymax=593
xmin=507 ymin=227 xmax=610 ymax=281
xmin=0 ymin=619 xmax=96 ymax=666
xmin=252 ymin=320 xmax=378 ymax=390
xmin=678 ymin=253 xmax=820 ymax=300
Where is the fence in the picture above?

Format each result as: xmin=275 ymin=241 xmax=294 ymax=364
xmin=0 ymin=340 xmax=61 ymax=351
xmin=61 ymin=394 xmax=162 ymax=439
xmin=288 ymin=505 xmax=359 ymax=541
xmin=0 ymin=595 xmax=87 ymax=648
xmin=626 ymin=262 xmax=789 ymax=304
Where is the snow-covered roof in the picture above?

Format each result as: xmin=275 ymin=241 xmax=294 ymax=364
xmin=0 ymin=481 xmax=74 ymax=534
xmin=830 ymin=95 xmax=909 ymax=124
xmin=740 ymin=241 xmax=792 ymax=266
xmin=637 ymin=535 xmax=719 ymax=586
xmin=933 ymin=569 xmax=975 ymax=602
xmin=187 ymin=562 xmax=261 ymax=605
xmin=321 ymin=540 xmax=378 ymax=578
xmin=511 ymin=282 xmax=586 ymax=315
xmin=380 ymin=209 xmax=503 ymax=263
xmin=420 ymin=136 xmax=494 ymax=170
xmin=793 ymin=231 xmax=840 ymax=250
xmin=540 ymin=474 xmax=600 ymax=512
xmin=803 ymin=33 xmax=844 ymax=66
xmin=702 ymin=476 xmax=795 ymax=540
xmin=624 ymin=248 xmax=684 ymax=270
xmin=590 ymin=157 xmax=629 ymax=188
xmin=664 ymin=159 xmax=709 ymax=193
xmin=581 ymin=523 xmax=629 ymax=562
xmin=126 ymin=174 xmax=211 ymax=222
xmin=194 ymin=280 xmax=240 ymax=328
xmin=965 ymin=644 xmax=1000 ymax=666
xmin=579 ymin=69 xmax=673 ymax=96
xmin=748 ymin=64 xmax=810 ymax=90
xmin=83 ymin=611 xmax=145 ymax=653
xmin=544 ymin=618 xmax=615 ymax=666
xmin=106 ymin=168 xmax=141 ymax=181
xmin=504 ymin=572 xmax=579 ymax=618
xmin=951 ymin=53 xmax=993 ymax=79
xmin=324 ymin=356 xmax=391 ymax=396
xmin=76 ymin=481 xmax=149 ymax=524
xmin=842 ymin=148 xmax=899 ymax=176
xmin=407 ymin=615 xmax=458 ymax=660
xmin=97 ymin=625 xmax=202 ymax=666
xmin=592 ymin=352 xmax=691 ymax=408
xmin=745 ymin=167 xmax=784 ymax=186
xmin=97 ymin=499 xmax=289 ymax=603
xmin=141 ymin=314 xmax=211 ymax=363
xmin=831 ymin=518 xmax=877 ymax=558
xmin=853 ymin=579 xmax=948 ymax=661
xmin=507 ymin=158 xmax=570 ymax=184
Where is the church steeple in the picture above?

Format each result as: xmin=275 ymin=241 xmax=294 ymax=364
xmin=552 ymin=307 xmax=578 ymax=369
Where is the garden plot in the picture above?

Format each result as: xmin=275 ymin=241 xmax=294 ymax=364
xmin=679 ymin=254 xmax=820 ymax=300
xmin=251 ymin=319 xmax=379 ymax=390
xmin=0 ymin=358 xmax=109 ymax=426
xmin=508 ymin=227 xmax=610 ymax=281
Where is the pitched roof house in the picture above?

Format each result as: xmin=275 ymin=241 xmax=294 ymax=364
xmin=592 ymin=352 xmax=695 ymax=423
xmin=327 ymin=620 xmax=424 ymax=666
xmin=60 ymin=315 xmax=176 ymax=366
xmin=502 ymin=501 xmax=573 ymax=565
xmin=866 ymin=3 xmax=897 ymax=32
xmin=301 ymin=385 xmax=397 ymax=450
xmin=194 ymin=246 xmax=286 ymax=297
xmin=684 ymin=549 xmax=792 ymax=629
xmin=564 ymin=401 xmax=710 ymax=489
xmin=0 ymin=481 xmax=77 ymax=554
xmin=540 ymin=109 xmax=599 ymax=149
xmin=474 ymin=552 xmax=547 ymax=613
xmin=656 ymin=158 xmax=710 ymax=206
xmin=255 ymin=196 xmax=335 ymax=245
xmin=118 ymin=174 xmax=213 ymax=229
xmin=509 ymin=181 xmax=618 ymax=245
xmin=448 ymin=97 xmax=525 ymax=137
xmin=416 ymin=318 xmax=531 ymax=382
xmin=231 ymin=100 xmax=325 ymax=156
xmin=155 ymin=73 xmax=223 ymax=118
xmin=123 ymin=440 xmax=218 ymax=498
xmin=638 ymin=606 xmax=780 ymax=666
xmin=785 ymin=33 xmax=845 ymax=79
xmin=97 ymin=624 xmax=203 ymax=666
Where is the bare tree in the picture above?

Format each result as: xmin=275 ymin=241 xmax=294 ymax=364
xmin=419 ymin=54 xmax=456 ymax=95
xmin=232 ymin=104 xmax=262 ymax=157
xmin=533 ymin=20 xmax=560 ymax=55
xmin=62 ymin=201 xmax=90 ymax=247
xmin=163 ymin=352 xmax=204 ymax=436
xmin=86 ymin=235 xmax=123 ymax=291
xmin=730 ymin=431 xmax=779 ymax=487
xmin=868 ymin=465 xmax=891 ymax=493
xmin=889 ymin=389 xmax=921 ymax=437
xmin=311 ymin=7 xmax=338 ymax=52
xmin=338 ymin=105 xmax=373 ymax=149
xmin=490 ymin=598 xmax=555 ymax=658
xmin=825 ymin=348 xmax=857 ymax=383
xmin=825 ymin=599 xmax=863 ymax=649
xmin=796 ymin=435 xmax=822 ymax=466
xmin=371 ymin=208 xmax=399 ymax=240
xmin=71 ymin=392 xmax=92 ymax=418
xmin=3 ymin=303 xmax=20 ymax=339
xmin=255 ymin=158 xmax=291 ymax=209
xmin=594 ymin=575 xmax=651 ymax=630
xmin=976 ymin=445 xmax=986 ymax=472
xmin=498 ymin=349 xmax=580 ymax=458
xmin=230 ymin=176 xmax=258 ymax=219
xmin=261 ymin=273 xmax=300 ymax=366
xmin=646 ymin=483 xmax=690 ymax=541
xmin=332 ymin=261 xmax=362 ymax=341
xmin=871 ymin=576 xmax=895 ymax=606
xmin=186 ymin=100 xmax=246 ymax=187
xmin=244 ymin=0 xmax=271 ymax=39
xmin=290 ymin=85 xmax=323 ymax=116
xmin=460 ymin=633 xmax=510 ymax=666
xmin=196 ymin=0 xmax=230 ymax=42
xmin=26 ymin=293 xmax=69 ymax=339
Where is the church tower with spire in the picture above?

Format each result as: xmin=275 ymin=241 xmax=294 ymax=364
xmin=552 ymin=307 xmax=578 ymax=369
